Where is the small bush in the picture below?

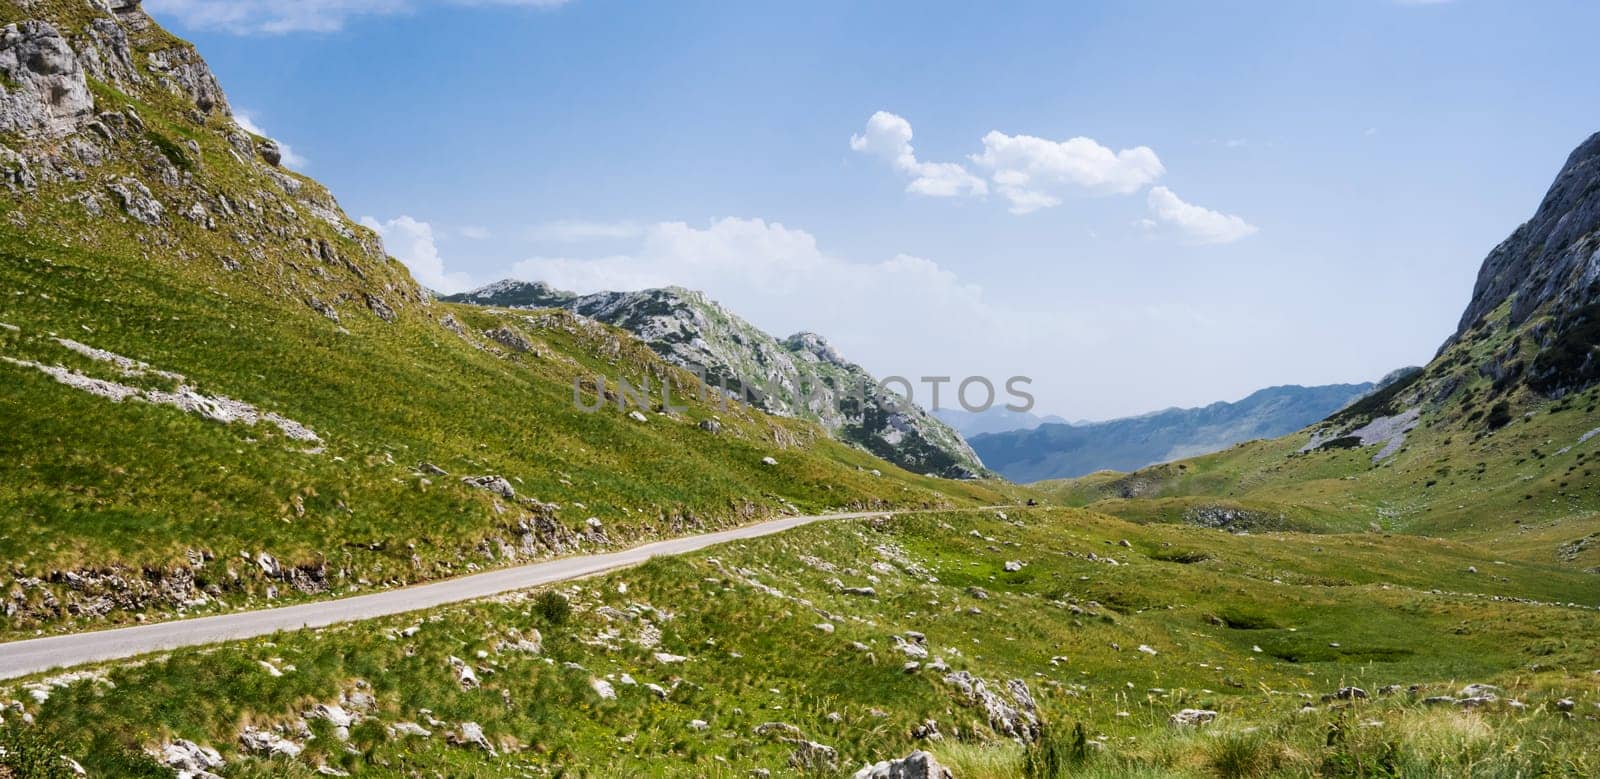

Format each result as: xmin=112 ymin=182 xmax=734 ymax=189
xmin=535 ymin=590 xmax=571 ymax=625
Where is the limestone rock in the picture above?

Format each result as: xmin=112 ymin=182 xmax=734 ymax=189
xmin=853 ymin=751 xmax=953 ymax=779
xmin=0 ymin=22 xmax=94 ymax=139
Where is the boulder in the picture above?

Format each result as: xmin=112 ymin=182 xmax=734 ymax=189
xmin=1169 ymin=709 xmax=1218 ymax=727
xmin=238 ymin=727 xmax=302 ymax=758
xmin=449 ymin=722 xmax=494 ymax=754
xmin=787 ymin=740 xmax=840 ymax=772
xmin=462 ymin=475 xmax=516 ymax=500
xmin=853 ymin=751 xmax=953 ymax=779
xmin=157 ymin=740 xmax=224 ymax=778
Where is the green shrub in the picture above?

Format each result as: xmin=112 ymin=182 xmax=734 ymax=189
xmin=535 ymin=590 xmax=572 ymax=625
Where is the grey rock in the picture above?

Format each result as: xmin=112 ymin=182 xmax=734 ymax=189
xmin=462 ymin=475 xmax=516 ymax=500
xmin=238 ymin=727 xmax=303 ymax=757
xmin=1169 ymin=709 xmax=1218 ymax=727
xmin=107 ymin=177 xmax=163 ymax=225
xmin=0 ymin=21 xmax=94 ymax=139
xmin=786 ymin=739 xmax=839 ymax=772
xmin=853 ymin=750 xmax=953 ymax=779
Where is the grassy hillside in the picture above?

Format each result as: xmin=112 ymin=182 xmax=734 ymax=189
xmin=3 ymin=506 xmax=1597 ymax=776
xmin=0 ymin=227 xmax=1023 ymax=637
xmin=1041 ymin=321 xmax=1600 ymax=570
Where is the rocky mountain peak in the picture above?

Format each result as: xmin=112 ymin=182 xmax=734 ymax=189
xmin=1453 ymin=131 xmax=1600 ymax=340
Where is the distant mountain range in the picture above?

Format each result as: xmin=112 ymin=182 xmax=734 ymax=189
xmin=932 ymin=407 xmax=1072 ymax=438
xmin=970 ymin=383 xmax=1375 ymax=482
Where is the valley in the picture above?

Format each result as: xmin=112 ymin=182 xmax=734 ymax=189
xmin=1 ymin=1 xmax=1599 ymax=777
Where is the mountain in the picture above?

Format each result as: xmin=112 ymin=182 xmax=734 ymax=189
xmin=0 ymin=1 xmax=1018 ymax=638
xmin=1045 ymin=132 xmax=1600 ymax=563
xmin=971 ymin=382 xmax=1374 ymax=482
xmin=444 ymin=280 xmax=986 ymax=479
xmin=931 ymin=406 xmax=1070 ymax=437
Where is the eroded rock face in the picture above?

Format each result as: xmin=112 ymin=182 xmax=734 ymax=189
xmin=0 ymin=21 xmax=95 ymax=138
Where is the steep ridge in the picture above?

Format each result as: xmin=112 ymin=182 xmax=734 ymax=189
xmin=0 ymin=1 xmax=1017 ymax=636
xmin=445 ymin=280 xmax=987 ymax=479
xmin=971 ymin=382 xmax=1374 ymax=482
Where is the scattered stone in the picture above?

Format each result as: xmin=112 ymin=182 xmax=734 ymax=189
xmin=591 ymin=678 xmax=617 ymax=700
xmin=416 ymin=462 xmax=448 ymax=476
xmin=787 ymin=740 xmax=840 ymax=772
xmin=688 ymin=719 xmax=709 ymax=731
xmin=841 ymin=586 xmax=877 ymax=597
xmin=1556 ymin=698 xmax=1577 ymax=712
xmin=698 ymin=418 xmax=722 ymax=433
xmin=157 ymin=740 xmax=224 ymax=777
xmin=461 ymin=475 xmax=516 ymax=500
xmin=449 ymin=722 xmax=495 ymax=754
xmin=388 ymin=722 xmax=432 ymax=738
xmin=448 ymin=656 xmax=479 ymax=689
xmin=1330 ymin=687 xmax=1369 ymax=701
xmin=654 ymin=652 xmax=689 ymax=664
xmin=761 ymin=456 xmax=779 ymax=466
xmin=1459 ymin=683 xmax=1501 ymax=699
xmin=628 ymin=410 xmax=649 ymax=423
xmin=853 ymin=750 xmax=953 ymax=779
xmin=1169 ymin=709 xmax=1218 ymax=727
xmin=1003 ymin=561 xmax=1024 ymax=572
xmin=814 ymin=622 xmax=835 ymax=634
xmin=1137 ymin=644 xmax=1158 ymax=656
xmin=238 ymin=727 xmax=302 ymax=758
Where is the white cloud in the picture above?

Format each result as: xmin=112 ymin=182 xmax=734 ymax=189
xmin=849 ymin=111 xmax=988 ymax=199
xmin=456 ymin=225 xmax=491 ymax=240
xmin=1145 ymin=186 xmax=1258 ymax=245
xmin=146 ymin=0 xmax=570 ymax=35
xmin=360 ymin=215 xmax=476 ymax=294
xmin=233 ymin=111 xmax=308 ymax=168
xmin=970 ymin=131 xmax=1165 ymax=214
xmin=525 ymin=220 xmax=645 ymax=243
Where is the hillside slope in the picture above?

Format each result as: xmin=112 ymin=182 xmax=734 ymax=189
xmin=6 ymin=506 xmax=1599 ymax=776
xmin=973 ymin=383 xmax=1373 ymax=482
xmin=0 ymin=1 xmax=1018 ymax=637
xmin=444 ymin=280 xmax=986 ymax=479
xmin=1045 ymin=132 xmax=1600 ymax=569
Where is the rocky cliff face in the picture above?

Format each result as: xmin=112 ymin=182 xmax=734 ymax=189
xmin=1298 ymin=132 xmax=1600 ymax=451
xmin=1453 ymin=133 xmax=1600 ymax=340
xmin=1444 ymin=132 xmax=1600 ymax=396
xmin=447 ymin=280 xmax=987 ymax=478
xmin=0 ymin=0 xmax=427 ymax=325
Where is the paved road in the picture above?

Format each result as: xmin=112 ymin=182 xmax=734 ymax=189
xmin=0 ymin=510 xmax=895 ymax=680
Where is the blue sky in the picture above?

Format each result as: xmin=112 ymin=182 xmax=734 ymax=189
xmin=147 ymin=0 xmax=1600 ymax=420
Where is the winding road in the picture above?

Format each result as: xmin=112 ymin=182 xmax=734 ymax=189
xmin=0 ymin=509 xmax=897 ymax=680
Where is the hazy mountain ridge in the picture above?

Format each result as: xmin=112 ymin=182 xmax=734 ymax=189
xmin=972 ymin=382 xmax=1374 ymax=482
xmin=445 ymin=279 xmax=986 ymax=478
